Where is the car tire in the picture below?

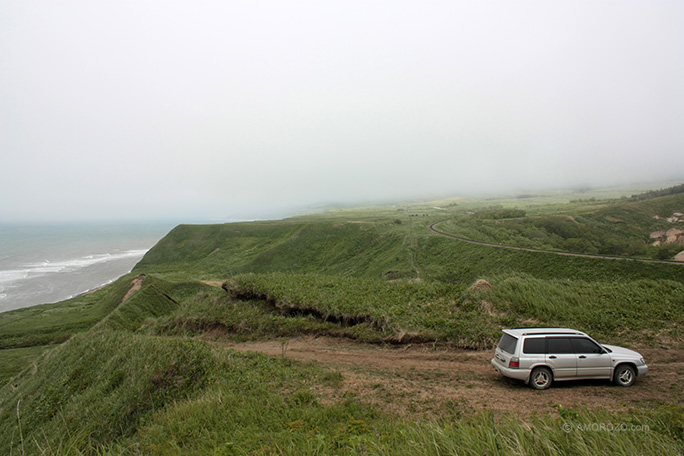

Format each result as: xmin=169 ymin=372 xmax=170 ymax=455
xmin=530 ymin=367 xmax=553 ymax=390
xmin=614 ymin=364 xmax=636 ymax=387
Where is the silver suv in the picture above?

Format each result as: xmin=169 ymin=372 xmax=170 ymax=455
xmin=491 ymin=328 xmax=648 ymax=390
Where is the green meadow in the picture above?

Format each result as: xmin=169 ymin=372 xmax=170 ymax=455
xmin=1 ymin=184 xmax=683 ymax=454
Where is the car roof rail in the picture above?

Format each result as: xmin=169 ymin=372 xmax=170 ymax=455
xmin=507 ymin=327 xmax=586 ymax=336
xmin=511 ymin=326 xmax=565 ymax=330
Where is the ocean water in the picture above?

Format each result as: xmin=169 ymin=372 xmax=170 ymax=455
xmin=0 ymin=222 xmax=175 ymax=313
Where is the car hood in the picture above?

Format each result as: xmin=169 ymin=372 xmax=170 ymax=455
xmin=603 ymin=344 xmax=643 ymax=360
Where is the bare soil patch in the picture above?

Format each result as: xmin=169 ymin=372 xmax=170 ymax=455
xmin=216 ymin=337 xmax=684 ymax=418
xmin=122 ymin=274 xmax=146 ymax=303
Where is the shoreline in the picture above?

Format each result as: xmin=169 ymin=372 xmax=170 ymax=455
xmin=0 ymin=254 xmax=148 ymax=314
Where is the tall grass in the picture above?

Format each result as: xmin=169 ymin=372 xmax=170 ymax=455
xmin=465 ymin=274 xmax=684 ymax=344
xmin=0 ymin=330 xmax=216 ymax=453
xmin=150 ymin=271 xmax=684 ymax=349
xmin=222 ymin=273 xmax=494 ymax=346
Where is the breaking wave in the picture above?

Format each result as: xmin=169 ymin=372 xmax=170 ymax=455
xmin=0 ymin=249 xmax=148 ymax=300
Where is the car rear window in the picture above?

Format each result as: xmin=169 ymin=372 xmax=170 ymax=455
xmin=498 ymin=333 xmax=518 ymax=354
xmin=523 ymin=337 xmax=545 ymax=354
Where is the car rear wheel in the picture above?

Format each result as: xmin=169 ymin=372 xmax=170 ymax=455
xmin=530 ymin=367 xmax=552 ymax=390
xmin=614 ymin=365 xmax=636 ymax=387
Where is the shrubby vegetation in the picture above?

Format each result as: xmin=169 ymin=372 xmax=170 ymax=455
xmin=630 ymin=183 xmax=684 ymax=201
xmin=474 ymin=207 xmax=527 ymax=219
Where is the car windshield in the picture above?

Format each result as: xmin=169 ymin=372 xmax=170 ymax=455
xmin=602 ymin=345 xmax=612 ymax=353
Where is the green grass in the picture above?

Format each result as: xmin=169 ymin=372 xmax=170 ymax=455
xmin=156 ymin=273 xmax=496 ymax=347
xmin=97 ymin=275 xmax=213 ymax=332
xmin=134 ymin=220 xmax=415 ymax=280
xmin=146 ymin=271 xmax=684 ymax=350
xmin=0 ymin=275 xmax=217 ymax=389
xmin=0 ymin=328 xmax=377 ymax=455
xmin=0 ymin=345 xmax=53 ymax=384
xmin=462 ymin=273 xmax=684 ymax=344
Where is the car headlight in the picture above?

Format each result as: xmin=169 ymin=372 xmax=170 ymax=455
xmin=639 ymin=358 xmax=645 ymax=365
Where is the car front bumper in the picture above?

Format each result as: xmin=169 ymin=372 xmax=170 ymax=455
xmin=637 ymin=364 xmax=648 ymax=377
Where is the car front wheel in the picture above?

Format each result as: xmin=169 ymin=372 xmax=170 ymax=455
xmin=530 ymin=367 xmax=553 ymax=390
xmin=614 ymin=365 xmax=636 ymax=387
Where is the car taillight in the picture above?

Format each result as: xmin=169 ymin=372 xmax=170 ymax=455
xmin=509 ymin=357 xmax=519 ymax=368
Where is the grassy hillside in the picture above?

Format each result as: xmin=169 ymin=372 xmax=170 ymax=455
xmin=437 ymin=192 xmax=684 ymax=260
xmin=418 ymin=233 xmax=684 ymax=283
xmin=134 ymin=220 xmax=414 ymax=280
xmin=134 ymin=215 xmax=684 ymax=284
xmin=1 ymin=185 xmax=684 ymax=454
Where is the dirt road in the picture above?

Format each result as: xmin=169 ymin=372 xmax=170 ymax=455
xmin=217 ymin=336 xmax=683 ymax=418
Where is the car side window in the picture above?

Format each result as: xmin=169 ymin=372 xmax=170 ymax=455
xmin=570 ymin=337 xmax=603 ymax=354
xmin=523 ymin=337 xmax=546 ymax=354
xmin=547 ymin=337 xmax=573 ymax=354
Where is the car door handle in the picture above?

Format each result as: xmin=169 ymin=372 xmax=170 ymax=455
xmin=549 ymin=355 xmax=557 ymax=359
xmin=579 ymin=355 xmax=587 ymax=359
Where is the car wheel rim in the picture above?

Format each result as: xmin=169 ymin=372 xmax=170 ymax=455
xmin=619 ymin=369 xmax=632 ymax=384
xmin=534 ymin=372 xmax=548 ymax=387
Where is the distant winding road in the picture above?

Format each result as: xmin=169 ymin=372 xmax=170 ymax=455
xmin=428 ymin=220 xmax=684 ymax=265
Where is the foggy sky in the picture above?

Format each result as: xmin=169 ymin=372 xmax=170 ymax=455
xmin=1 ymin=1 xmax=683 ymax=222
